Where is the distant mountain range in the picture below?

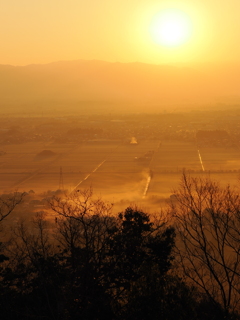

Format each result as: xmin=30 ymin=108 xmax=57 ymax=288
xmin=0 ymin=60 xmax=239 ymax=113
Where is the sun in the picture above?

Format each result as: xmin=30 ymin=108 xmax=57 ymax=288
xmin=149 ymin=9 xmax=193 ymax=47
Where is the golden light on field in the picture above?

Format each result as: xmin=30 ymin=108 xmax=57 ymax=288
xmin=149 ymin=9 xmax=193 ymax=47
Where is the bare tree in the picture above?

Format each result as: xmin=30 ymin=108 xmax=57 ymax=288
xmin=6 ymin=212 xmax=55 ymax=280
xmin=0 ymin=191 xmax=24 ymax=224
xmin=5 ymin=212 xmax=64 ymax=320
xmin=0 ymin=191 xmax=25 ymax=263
xmin=49 ymin=188 xmax=116 ymax=270
xmin=170 ymin=173 xmax=240 ymax=317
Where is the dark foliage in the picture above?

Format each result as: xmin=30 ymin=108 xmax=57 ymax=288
xmin=0 ymin=199 xmax=239 ymax=319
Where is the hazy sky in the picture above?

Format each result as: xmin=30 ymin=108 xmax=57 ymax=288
xmin=1 ymin=0 xmax=240 ymax=66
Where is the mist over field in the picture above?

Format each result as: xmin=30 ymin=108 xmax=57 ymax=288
xmin=1 ymin=60 xmax=240 ymax=114
xmin=0 ymin=102 xmax=240 ymax=217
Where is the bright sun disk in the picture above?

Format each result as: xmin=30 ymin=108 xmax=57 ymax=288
xmin=149 ymin=9 xmax=193 ymax=47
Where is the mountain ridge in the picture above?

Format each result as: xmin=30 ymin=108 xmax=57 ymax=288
xmin=0 ymin=59 xmax=239 ymax=113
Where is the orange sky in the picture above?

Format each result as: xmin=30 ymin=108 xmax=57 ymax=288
xmin=1 ymin=0 xmax=240 ymax=66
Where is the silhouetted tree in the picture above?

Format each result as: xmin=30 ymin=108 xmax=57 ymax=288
xmin=49 ymin=190 xmax=177 ymax=318
xmin=170 ymin=173 xmax=240 ymax=319
xmin=0 ymin=188 xmax=223 ymax=319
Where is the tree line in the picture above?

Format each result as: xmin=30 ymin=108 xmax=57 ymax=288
xmin=1 ymin=175 xmax=240 ymax=319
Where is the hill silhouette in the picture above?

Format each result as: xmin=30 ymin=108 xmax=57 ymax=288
xmin=34 ymin=150 xmax=56 ymax=161
xmin=0 ymin=60 xmax=239 ymax=113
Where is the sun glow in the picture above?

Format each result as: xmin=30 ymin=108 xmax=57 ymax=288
xmin=149 ymin=9 xmax=193 ymax=47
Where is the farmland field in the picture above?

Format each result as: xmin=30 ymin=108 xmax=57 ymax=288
xmin=0 ymin=140 xmax=239 ymax=208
